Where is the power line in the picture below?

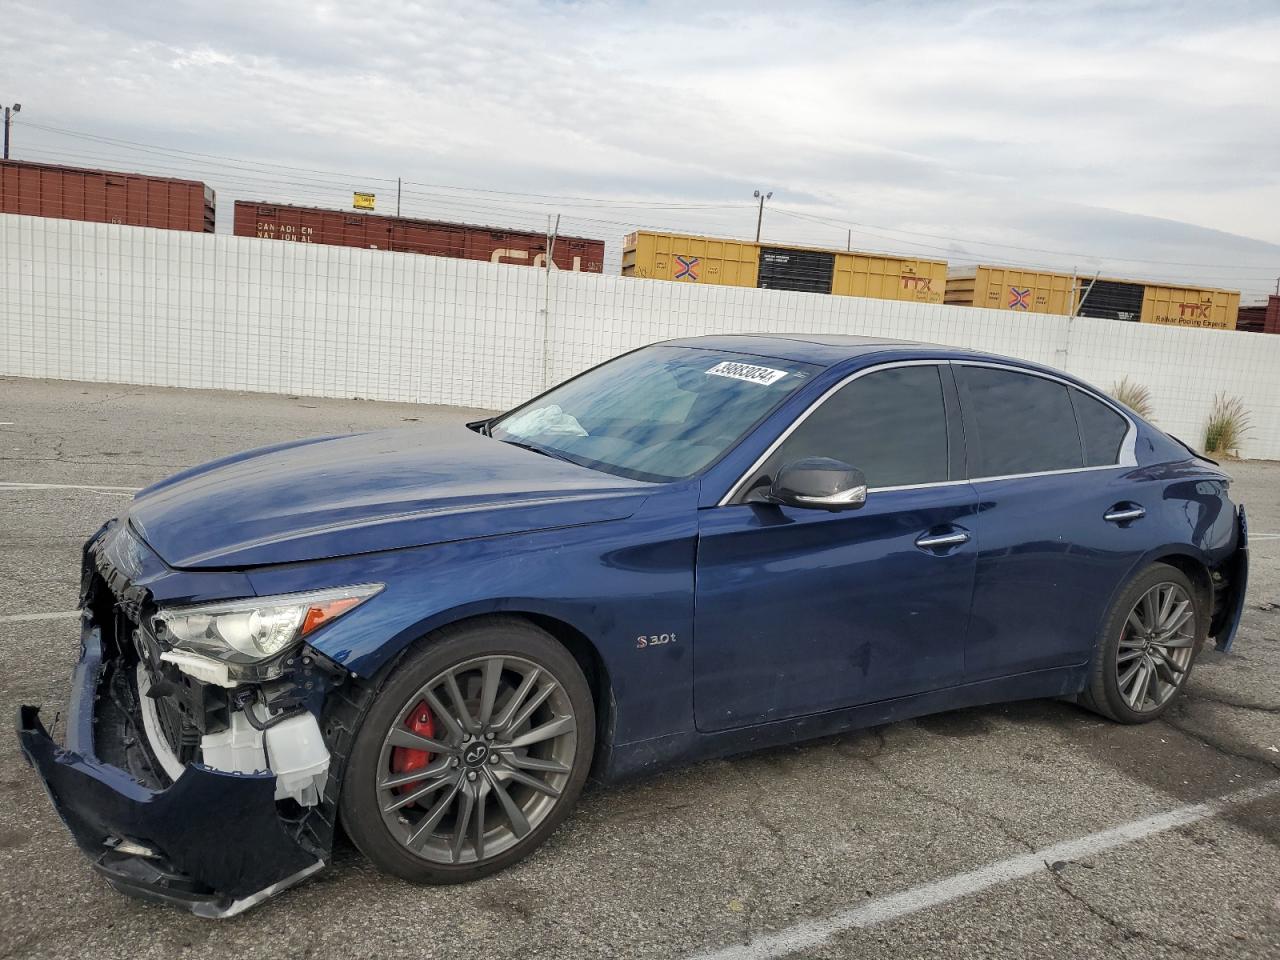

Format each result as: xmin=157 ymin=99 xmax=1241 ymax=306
xmin=770 ymin=206 xmax=1279 ymax=272
xmin=9 ymin=121 xmax=1278 ymax=293
xmin=26 ymin=119 xmax=1275 ymax=271
xmin=13 ymin=141 xmax=762 ymax=269
xmin=11 ymin=146 xmax=749 ymax=241
xmin=16 ymin=145 xmax=743 ymax=228
xmin=763 ymin=212 xmax=1280 ymax=293
xmin=19 ymin=120 xmax=752 ymax=211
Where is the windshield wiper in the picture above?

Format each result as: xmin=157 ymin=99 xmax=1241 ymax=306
xmin=496 ymin=437 xmax=580 ymax=466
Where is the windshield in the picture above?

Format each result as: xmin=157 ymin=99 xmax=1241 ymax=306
xmin=489 ymin=345 xmax=819 ymax=482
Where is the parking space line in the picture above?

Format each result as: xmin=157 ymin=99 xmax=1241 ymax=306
xmin=0 ymin=481 xmax=141 ymax=493
xmin=690 ymin=778 xmax=1280 ymax=960
xmin=0 ymin=611 xmax=80 ymax=624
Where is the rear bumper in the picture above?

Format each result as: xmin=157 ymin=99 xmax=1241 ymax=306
xmin=1213 ymin=504 xmax=1249 ymax=654
xmin=16 ymin=619 xmax=326 ymax=917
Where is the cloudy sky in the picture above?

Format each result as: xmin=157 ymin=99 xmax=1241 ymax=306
xmin=3 ymin=0 xmax=1278 ymax=299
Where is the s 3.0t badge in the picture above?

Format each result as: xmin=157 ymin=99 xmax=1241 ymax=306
xmin=636 ymin=632 xmax=677 ymax=650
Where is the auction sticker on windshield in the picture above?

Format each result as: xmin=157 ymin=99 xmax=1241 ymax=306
xmin=705 ymin=361 xmax=789 ymax=385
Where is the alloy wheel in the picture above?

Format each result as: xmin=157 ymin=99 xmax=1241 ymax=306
xmin=1116 ymin=582 xmax=1196 ymax=713
xmin=375 ymin=654 xmax=577 ymax=865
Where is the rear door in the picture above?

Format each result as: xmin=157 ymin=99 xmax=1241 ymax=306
xmin=693 ymin=362 xmax=979 ymax=732
xmin=954 ymin=363 xmax=1149 ymax=680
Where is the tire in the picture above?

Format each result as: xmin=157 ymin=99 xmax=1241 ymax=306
xmin=340 ymin=617 xmax=595 ymax=884
xmin=1080 ymin=562 xmax=1205 ymax=723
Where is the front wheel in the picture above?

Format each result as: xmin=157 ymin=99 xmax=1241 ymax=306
xmin=1080 ymin=563 xmax=1205 ymax=723
xmin=340 ymin=618 xmax=595 ymax=883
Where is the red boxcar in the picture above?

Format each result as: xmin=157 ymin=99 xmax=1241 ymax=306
xmin=1236 ymin=295 xmax=1280 ymax=335
xmin=233 ymin=201 xmax=604 ymax=272
xmin=0 ymin=160 xmax=214 ymax=232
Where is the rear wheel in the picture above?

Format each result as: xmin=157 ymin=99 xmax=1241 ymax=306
xmin=1081 ymin=563 xmax=1204 ymax=723
xmin=340 ymin=618 xmax=594 ymax=883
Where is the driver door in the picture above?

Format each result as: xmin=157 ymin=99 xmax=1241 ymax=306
xmin=693 ymin=362 xmax=979 ymax=732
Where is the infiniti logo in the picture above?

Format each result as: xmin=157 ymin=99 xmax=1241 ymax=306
xmin=463 ymin=743 xmax=489 ymax=767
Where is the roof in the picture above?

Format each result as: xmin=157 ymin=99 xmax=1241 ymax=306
xmin=660 ymin=333 xmax=1115 ymax=399
xmin=662 ymin=333 xmax=961 ymax=366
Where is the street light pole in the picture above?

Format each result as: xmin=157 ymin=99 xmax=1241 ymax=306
xmin=2 ymin=103 xmax=21 ymax=160
xmin=753 ymin=189 xmax=772 ymax=242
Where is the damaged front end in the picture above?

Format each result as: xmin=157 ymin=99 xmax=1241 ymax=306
xmin=16 ymin=522 xmax=364 ymax=917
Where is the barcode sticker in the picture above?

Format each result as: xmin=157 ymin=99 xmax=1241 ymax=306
xmin=706 ymin=361 xmax=788 ymax=386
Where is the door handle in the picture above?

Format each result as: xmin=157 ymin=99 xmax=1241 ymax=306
xmin=1104 ymin=505 xmax=1146 ymax=523
xmin=915 ymin=530 xmax=970 ymax=549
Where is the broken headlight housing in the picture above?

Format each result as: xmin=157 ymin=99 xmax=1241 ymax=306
xmin=152 ymin=584 xmax=382 ymax=665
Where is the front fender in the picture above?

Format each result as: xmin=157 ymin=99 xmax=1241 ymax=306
xmin=244 ymin=489 xmax=700 ymax=746
xmin=365 ymin=595 xmax=605 ymax=676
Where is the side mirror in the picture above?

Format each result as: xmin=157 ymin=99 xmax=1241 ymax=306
xmin=769 ymin=458 xmax=867 ymax=511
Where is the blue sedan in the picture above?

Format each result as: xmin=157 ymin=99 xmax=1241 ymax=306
xmin=18 ymin=334 xmax=1249 ymax=916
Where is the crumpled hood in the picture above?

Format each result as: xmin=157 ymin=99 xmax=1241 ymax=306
xmin=128 ymin=427 xmax=651 ymax=569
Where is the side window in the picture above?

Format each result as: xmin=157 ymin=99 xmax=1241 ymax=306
xmin=958 ymin=366 xmax=1083 ymax=477
xmin=756 ymin=365 xmax=949 ymax=489
xmin=1070 ymin=388 xmax=1129 ymax=466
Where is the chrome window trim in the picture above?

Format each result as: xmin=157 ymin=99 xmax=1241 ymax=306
xmin=717 ymin=358 xmax=1138 ymax=507
xmin=867 ymin=462 xmax=1132 ymax=493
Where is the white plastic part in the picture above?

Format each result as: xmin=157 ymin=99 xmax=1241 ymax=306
xmin=198 ymin=707 xmax=331 ymax=806
xmin=263 ymin=712 xmax=330 ymax=807
xmin=160 ymin=649 xmax=235 ymax=688
xmin=109 ymin=838 xmax=161 ymax=859
xmin=200 ymin=710 xmax=266 ymax=774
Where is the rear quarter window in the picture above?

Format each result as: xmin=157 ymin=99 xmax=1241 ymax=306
xmin=1070 ymin=388 xmax=1130 ymax=466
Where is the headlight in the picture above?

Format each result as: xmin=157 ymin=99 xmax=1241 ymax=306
xmin=153 ymin=584 xmax=382 ymax=664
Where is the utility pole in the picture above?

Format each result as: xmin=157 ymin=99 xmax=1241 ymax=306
xmin=1073 ymin=271 xmax=1101 ymax=317
xmin=542 ymin=213 xmax=561 ymax=389
xmin=546 ymin=213 xmax=560 ymax=269
xmin=753 ymin=189 xmax=772 ymax=242
xmin=396 ymin=177 xmax=401 ymax=217
xmin=2 ymin=103 xmax=21 ymax=161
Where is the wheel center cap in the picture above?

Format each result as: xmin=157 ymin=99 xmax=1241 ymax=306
xmin=463 ymin=742 xmax=489 ymax=767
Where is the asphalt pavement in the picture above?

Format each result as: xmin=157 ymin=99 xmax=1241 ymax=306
xmin=3 ymin=376 xmax=1279 ymax=960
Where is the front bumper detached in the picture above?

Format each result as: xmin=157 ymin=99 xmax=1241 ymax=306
xmin=16 ymin=622 xmax=326 ymax=918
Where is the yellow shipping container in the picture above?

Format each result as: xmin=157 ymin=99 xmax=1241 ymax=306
xmin=1141 ymin=285 xmax=1239 ymax=331
xmin=624 ymin=230 xmax=948 ymax=305
xmin=833 ymin=253 xmax=946 ymax=304
xmin=622 ymin=231 xmax=759 ymax=287
xmin=947 ymin=265 xmax=1241 ymax=331
xmin=945 ymin=266 xmax=1077 ymax=314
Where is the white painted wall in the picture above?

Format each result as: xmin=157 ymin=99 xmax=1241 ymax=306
xmin=3 ymin=214 xmax=1278 ymax=459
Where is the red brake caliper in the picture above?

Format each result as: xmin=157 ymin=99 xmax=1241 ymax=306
xmin=391 ymin=700 xmax=436 ymax=797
